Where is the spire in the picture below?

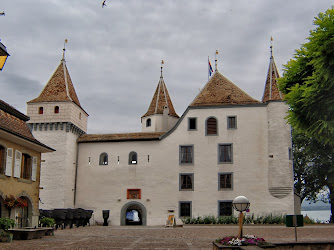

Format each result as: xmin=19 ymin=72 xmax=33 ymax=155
xmin=262 ymin=38 xmax=283 ymax=102
xmin=28 ymin=44 xmax=83 ymax=111
xmin=142 ymin=61 xmax=179 ymax=118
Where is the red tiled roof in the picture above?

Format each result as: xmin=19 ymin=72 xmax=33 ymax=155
xmin=28 ymin=60 xmax=83 ymax=109
xmin=78 ymin=132 xmax=165 ymax=143
xmin=190 ymin=71 xmax=260 ymax=107
xmin=262 ymin=55 xmax=283 ymax=102
xmin=0 ymin=99 xmax=54 ymax=150
xmin=142 ymin=77 xmax=179 ymax=118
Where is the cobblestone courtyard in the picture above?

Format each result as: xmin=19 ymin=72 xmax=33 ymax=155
xmin=2 ymin=225 xmax=334 ymax=249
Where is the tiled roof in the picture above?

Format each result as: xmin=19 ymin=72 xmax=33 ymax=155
xmin=142 ymin=77 xmax=179 ymax=118
xmin=190 ymin=71 xmax=260 ymax=107
xmin=78 ymin=132 xmax=165 ymax=143
xmin=0 ymin=99 xmax=54 ymax=150
xmin=262 ymin=54 xmax=283 ymax=102
xmin=28 ymin=60 xmax=83 ymax=109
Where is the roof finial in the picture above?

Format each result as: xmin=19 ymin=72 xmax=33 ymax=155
xmin=160 ymin=60 xmax=164 ymax=78
xmin=270 ymin=36 xmax=273 ymax=58
xmin=215 ymin=50 xmax=218 ymax=72
xmin=62 ymin=39 xmax=68 ymax=61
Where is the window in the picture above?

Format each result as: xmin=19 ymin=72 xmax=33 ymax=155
xmin=39 ymin=107 xmax=43 ymax=114
xmin=179 ymin=173 xmax=194 ymax=191
xmin=54 ymin=106 xmax=59 ymax=114
xmin=227 ymin=116 xmax=237 ymax=129
xmin=206 ymin=117 xmax=218 ymax=135
xmin=129 ymin=151 xmax=137 ymax=164
xmin=146 ymin=119 xmax=151 ymax=127
xmin=219 ymin=173 xmax=233 ymax=190
xmin=99 ymin=153 xmax=108 ymax=165
xmin=127 ymin=189 xmax=141 ymax=199
xmin=179 ymin=201 xmax=192 ymax=217
xmin=21 ymin=153 xmax=32 ymax=180
xmin=0 ymin=145 xmax=5 ymax=175
xmin=180 ymin=145 xmax=193 ymax=164
xmin=218 ymin=144 xmax=233 ymax=163
xmin=188 ymin=118 xmax=197 ymax=130
xmin=218 ymin=201 xmax=233 ymax=216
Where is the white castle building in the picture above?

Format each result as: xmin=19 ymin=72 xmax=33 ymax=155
xmin=26 ymin=50 xmax=300 ymax=226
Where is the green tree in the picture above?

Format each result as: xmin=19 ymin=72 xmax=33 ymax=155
xmin=279 ymin=8 xmax=334 ymax=145
xmin=292 ymin=129 xmax=334 ymax=222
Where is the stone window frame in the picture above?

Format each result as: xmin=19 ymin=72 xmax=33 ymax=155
xmin=54 ymin=106 xmax=60 ymax=114
xmin=205 ymin=116 xmax=218 ymax=136
xmin=99 ymin=152 xmax=108 ymax=165
xmin=218 ymin=143 xmax=233 ymax=164
xmin=188 ymin=117 xmax=197 ymax=131
xmin=218 ymin=200 xmax=233 ymax=217
xmin=179 ymin=173 xmax=194 ymax=191
xmin=218 ymin=172 xmax=233 ymax=190
xmin=227 ymin=116 xmax=237 ymax=129
xmin=129 ymin=151 xmax=138 ymax=165
xmin=39 ymin=107 xmax=43 ymax=114
xmin=179 ymin=145 xmax=194 ymax=165
xmin=179 ymin=201 xmax=192 ymax=218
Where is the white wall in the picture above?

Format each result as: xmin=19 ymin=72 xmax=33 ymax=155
xmin=76 ymin=104 xmax=295 ymax=225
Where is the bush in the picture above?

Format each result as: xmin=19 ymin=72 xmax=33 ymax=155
xmin=40 ymin=217 xmax=55 ymax=227
xmin=0 ymin=218 xmax=15 ymax=230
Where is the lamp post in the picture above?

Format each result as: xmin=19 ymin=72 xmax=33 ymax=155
xmin=232 ymin=196 xmax=250 ymax=238
xmin=0 ymin=41 xmax=9 ymax=71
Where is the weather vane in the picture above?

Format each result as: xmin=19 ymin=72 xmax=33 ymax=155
xmin=215 ymin=50 xmax=219 ymax=72
xmin=161 ymin=60 xmax=164 ymax=78
xmin=62 ymin=39 xmax=68 ymax=61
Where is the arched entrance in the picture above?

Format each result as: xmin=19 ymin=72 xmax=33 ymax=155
xmin=16 ymin=196 xmax=31 ymax=227
xmin=120 ymin=201 xmax=147 ymax=226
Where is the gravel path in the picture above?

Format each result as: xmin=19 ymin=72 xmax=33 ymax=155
xmin=2 ymin=224 xmax=334 ymax=249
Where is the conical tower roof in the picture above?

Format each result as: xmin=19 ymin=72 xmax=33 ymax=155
xmin=262 ymin=48 xmax=283 ymax=102
xmin=190 ymin=71 xmax=260 ymax=107
xmin=142 ymin=75 xmax=179 ymax=118
xmin=28 ymin=59 xmax=83 ymax=111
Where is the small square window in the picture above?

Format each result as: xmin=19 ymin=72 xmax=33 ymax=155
xmin=218 ymin=201 xmax=233 ymax=216
xmin=179 ymin=173 xmax=194 ymax=191
xmin=179 ymin=201 xmax=192 ymax=217
xmin=188 ymin=118 xmax=197 ymax=130
xmin=219 ymin=173 xmax=233 ymax=190
xmin=180 ymin=145 xmax=193 ymax=164
xmin=227 ymin=116 xmax=237 ymax=129
xmin=218 ymin=144 xmax=233 ymax=163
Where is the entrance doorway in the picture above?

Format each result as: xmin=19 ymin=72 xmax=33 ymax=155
xmin=120 ymin=201 xmax=146 ymax=226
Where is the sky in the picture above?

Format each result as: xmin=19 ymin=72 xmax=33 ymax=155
xmin=1 ymin=0 xmax=333 ymax=134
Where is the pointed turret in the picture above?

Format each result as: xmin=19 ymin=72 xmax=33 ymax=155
xmin=28 ymin=59 xmax=83 ymax=110
xmin=262 ymin=46 xmax=283 ymax=102
xmin=190 ymin=71 xmax=260 ymax=107
xmin=141 ymin=62 xmax=179 ymax=132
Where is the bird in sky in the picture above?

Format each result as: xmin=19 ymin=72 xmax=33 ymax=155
xmin=102 ymin=0 xmax=107 ymax=8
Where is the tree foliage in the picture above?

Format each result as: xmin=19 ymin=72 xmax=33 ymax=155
xmin=279 ymin=8 xmax=334 ymax=144
xmin=292 ymin=129 xmax=334 ymax=222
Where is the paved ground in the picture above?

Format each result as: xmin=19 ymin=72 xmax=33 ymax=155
xmin=2 ymin=224 xmax=334 ymax=249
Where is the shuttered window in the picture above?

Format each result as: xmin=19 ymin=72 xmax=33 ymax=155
xmin=31 ymin=157 xmax=37 ymax=181
xmin=21 ymin=153 xmax=32 ymax=180
xmin=5 ymin=148 xmax=13 ymax=176
xmin=206 ymin=117 xmax=217 ymax=135
xmin=14 ymin=150 xmax=22 ymax=178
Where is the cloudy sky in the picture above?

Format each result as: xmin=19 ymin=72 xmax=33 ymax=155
xmin=1 ymin=1 xmax=332 ymax=134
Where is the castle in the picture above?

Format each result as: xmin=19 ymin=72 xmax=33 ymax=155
xmin=26 ymin=49 xmax=299 ymax=226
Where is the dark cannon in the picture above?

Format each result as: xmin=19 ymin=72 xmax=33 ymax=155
xmin=53 ymin=209 xmax=67 ymax=229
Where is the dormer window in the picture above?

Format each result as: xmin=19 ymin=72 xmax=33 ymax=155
xmin=146 ymin=119 xmax=151 ymax=127
xmin=39 ymin=107 xmax=43 ymax=114
xmin=54 ymin=106 xmax=59 ymax=114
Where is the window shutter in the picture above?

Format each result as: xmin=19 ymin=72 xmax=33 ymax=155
xmin=31 ymin=157 xmax=37 ymax=181
xmin=13 ymin=150 xmax=22 ymax=178
xmin=5 ymin=148 xmax=13 ymax=176
xmin=207 ymin=118 xmax=217 ymax=134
